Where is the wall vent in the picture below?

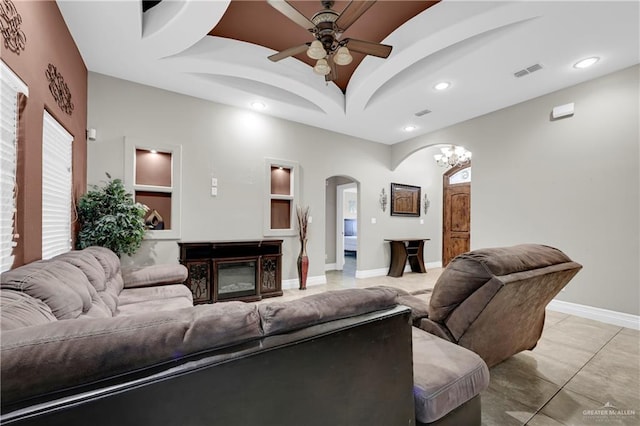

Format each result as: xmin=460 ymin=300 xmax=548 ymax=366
xmin=514 ymin=63 xmax=543 ymax=78
xmin=414 ymin=108 xmax=432 ymax=117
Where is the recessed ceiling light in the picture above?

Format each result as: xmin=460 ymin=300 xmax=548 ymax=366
xmin=573 ymin=57 xmax=599 ymax=69
xmin=251 ymin=101 xmax=266 ymax=110
xmin=404 ymin=125 xmax=417 ymax=132
xmin=434 ymin=81 xmax=451 ymax=91
xmin=149 ymin=149 xmax=157 ymax=154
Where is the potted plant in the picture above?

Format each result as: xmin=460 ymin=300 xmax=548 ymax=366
xmin=296 ymin=205 xmax=310 ymax=290
xmin=76 ymin=173 xmax=147 ymax=256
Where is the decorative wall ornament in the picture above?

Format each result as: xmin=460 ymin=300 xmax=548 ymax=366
xmin=423 ymin=194 xmax=430 ymax=215
xmin=0 ymin=0 xmax=26 ymax=54
xmin=379 ymin=187 xmax=388 ymax=212
xmin=390 ymin=183 xmax=421 ymax=217
xmin=45 ymin=64 xmax=74 ymax=115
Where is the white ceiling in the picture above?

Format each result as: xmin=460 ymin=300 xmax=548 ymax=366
xmin=57 ymin=0 xmax=640 ymax=145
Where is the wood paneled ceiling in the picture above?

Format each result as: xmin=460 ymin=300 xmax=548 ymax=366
xmin=209 ymin=1 xmax=438 ymax=92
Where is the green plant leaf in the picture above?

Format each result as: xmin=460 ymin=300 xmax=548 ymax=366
xmin=76 ymin=176 xmax=147 ymax=256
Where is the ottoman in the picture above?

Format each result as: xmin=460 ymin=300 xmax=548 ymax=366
xmin=412 ymin=327 xmax=490 ymax=425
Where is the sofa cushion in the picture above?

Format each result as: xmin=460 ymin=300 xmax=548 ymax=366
xmin=118 ymin=284 xmax=193 ymax=307
xmin=117 ymin=284 xmax=193 ymax=317
xmin=122 ymin=264 xmax=188 ymax=288
xmin=83 ymin=246 xmax=124 ymax=312
xmin=1 ymin=260 xmax=94 ymax=320
xmin=0 ymin=290 xmax=57 ymax=330
xmin=428 ymin=244 xmax=572 ymax=322
xmin=258 ymin=287 xmax=397 ymax=336
xmin=0 ymin=302 xmax=262 ymax=405
xmin=412 ymin=327 xmax=489 ymax=423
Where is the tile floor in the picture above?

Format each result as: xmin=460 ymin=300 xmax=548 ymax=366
xmin=264 ymin=262 xmax=640 ymax=426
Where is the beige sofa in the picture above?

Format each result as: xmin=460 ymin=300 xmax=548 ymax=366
xmin=397 ymin=244 xmax=583 ymax=367
xmin=1 ymin=246 xmax=191 ymax=325
xmin=1 ymin=246 xmax=491 ymax=425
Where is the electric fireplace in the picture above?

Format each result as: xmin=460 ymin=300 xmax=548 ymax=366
xmin=214 ymin=259 xmax=258 ymax=301
xmin=179 ymin=240 xmax=283 ymax=304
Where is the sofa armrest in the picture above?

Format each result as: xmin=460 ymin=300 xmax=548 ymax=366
xmin=396 ymin=293 xmax=431 ymax=326
xmin=122 ymin=264 xmax=188 ymax=289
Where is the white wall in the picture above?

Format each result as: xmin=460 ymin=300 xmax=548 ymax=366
xmin=87 ymin=73 xmax=440 ymax=280
xmin=392 ymin=65 xmax=640 ymax=315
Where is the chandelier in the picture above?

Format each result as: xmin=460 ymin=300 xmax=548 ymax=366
xmin=434 ymin=145 xmax=472 ymax=168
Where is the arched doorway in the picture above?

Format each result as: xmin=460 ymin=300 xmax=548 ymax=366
xmin=324 ymin=176 xmax=359 ymax=277
xmin=442 ymin=164 xmax=471 ymax=266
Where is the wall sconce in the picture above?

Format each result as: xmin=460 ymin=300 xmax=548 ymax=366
xmin=423 ymin=194 xmax=430 ymax=215
xmin=379 ymin=188 xmax=388 ymax=212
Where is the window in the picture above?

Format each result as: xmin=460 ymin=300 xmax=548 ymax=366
xmin=449 ymin=167 xmax=471 ymax=185
xmin=124 ymin=138 xmax=182 ymax=240
xmin=41 ymin=111 xmax=73 ymax=259
xmin=264 ymin=158 xmax=299 ymax=236
xmin=0 ymin=60 xmax=28 ymax=272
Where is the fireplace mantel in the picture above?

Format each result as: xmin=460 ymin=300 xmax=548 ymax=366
xmin=178 ymin=240 xmax=283 ymax=304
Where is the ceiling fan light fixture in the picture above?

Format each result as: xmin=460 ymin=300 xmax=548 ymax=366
xmin=334 ymin=46 xmax=353 ymax=66
xmin=313 ymin=58 xmax=331 ymax=75
xmin=307 ymin=40 xmax=327 ymax=60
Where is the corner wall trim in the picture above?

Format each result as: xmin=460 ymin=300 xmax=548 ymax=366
xmin=282 ymin=275 xmax=327 ymax=290
xmin=547 ymin=299 xmax=640 ymax=330
xmin=324 ymin=263 xmax=337 ymax=271
xmin=355 ymin=268 xmax=387 ymax=279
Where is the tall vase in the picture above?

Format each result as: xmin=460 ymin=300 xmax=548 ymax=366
xmin=297 ymin=239 xmax=309 ymax=290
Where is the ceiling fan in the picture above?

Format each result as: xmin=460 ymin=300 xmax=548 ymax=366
xmin=267 ymin=0 xmax=393 ymax=82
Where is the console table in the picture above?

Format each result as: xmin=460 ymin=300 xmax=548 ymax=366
xmin=178 ymin=240 xmax=283 ymax=304
xmin=384 ymin=239 xmax=430 ymax=277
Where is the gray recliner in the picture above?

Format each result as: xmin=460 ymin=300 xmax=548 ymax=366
xmin=397 ymin=244 xmax=582 ymax=367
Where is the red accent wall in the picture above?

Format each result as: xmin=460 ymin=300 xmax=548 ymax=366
xmin=1 ymin=1 xmax=87 ymax=267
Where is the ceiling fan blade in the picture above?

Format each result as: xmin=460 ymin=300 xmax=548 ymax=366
xmin=267 ymin=0 xmax=315 ymax=31
xmin=334 ymin=1 xmax=376 ymax=32
xmin=268 ymin=44 xmax=309 ymax=62
xmin=326 ymin=55 xmax=338 ymax=82
xmin=344 ymin=38 xmax=392 ymax=58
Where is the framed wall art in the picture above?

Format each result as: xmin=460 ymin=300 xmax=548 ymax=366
xmin=390 ymin=183 xmax=421 ymax=217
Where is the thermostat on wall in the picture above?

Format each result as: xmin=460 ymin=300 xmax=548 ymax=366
xmin=552 ymin=102 xmax=574 ymax=119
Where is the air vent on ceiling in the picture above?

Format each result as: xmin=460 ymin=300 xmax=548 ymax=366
xmin=414 ymin=108 xmax=432 ymax=117
xmin=514 ymin=63 xmax=543 ymax=78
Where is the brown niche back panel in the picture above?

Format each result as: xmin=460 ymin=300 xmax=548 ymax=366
xmin=270 ymin=167 xmax=290 ymax=195
xmin=136 ymin=191 xmax=172 ymax=230
xmin=270 ymin=199 xmax=291 ymax=230
xmin=136 ymin=149 xmax=172 ymax=187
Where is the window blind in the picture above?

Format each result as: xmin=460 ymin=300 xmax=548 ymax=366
xmin=0 ymin=61 xmax=27 ymax=272
xmin=42 ymin=110 xmax=73 ymax=259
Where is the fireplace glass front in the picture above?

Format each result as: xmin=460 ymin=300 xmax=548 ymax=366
xmin=216 ymin=260 xmax=257 ymax=300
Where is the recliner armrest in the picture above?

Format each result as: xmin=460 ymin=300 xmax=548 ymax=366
xmin=396 ymin=294 xmax=431 ymax=325
xmin=122 ymin=264 xmax=188 ymax=288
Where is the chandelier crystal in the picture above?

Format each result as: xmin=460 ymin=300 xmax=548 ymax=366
xmin=434 ymin=145 xmax=472 ymax=168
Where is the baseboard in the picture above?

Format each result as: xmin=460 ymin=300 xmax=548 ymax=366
xmin=282 ymin=275 xmax=327 ymax=290
xmin=426 ymin=261 xmax=443 ymax=269
xmin=355 ymin=268 xmax=387 ymax=279
xmin=547 ymin=299 xmax=640 ymax=330
xmin=324 ymin=263 xmax=337 ymax=271
xmin=355 ymin=261 xmax=442 ymax=279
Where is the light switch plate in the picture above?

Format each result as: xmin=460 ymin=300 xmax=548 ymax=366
xmin=211 ymin=177 xmax=218 ymax=187
xmin=371 ymin=218 xmax=376 ymax=224
xmin=211 ymin=187 xmax=217 ymax=196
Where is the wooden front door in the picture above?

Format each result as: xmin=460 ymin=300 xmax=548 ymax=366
xmin=442 ymin=165 xmax=471 ymax=266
